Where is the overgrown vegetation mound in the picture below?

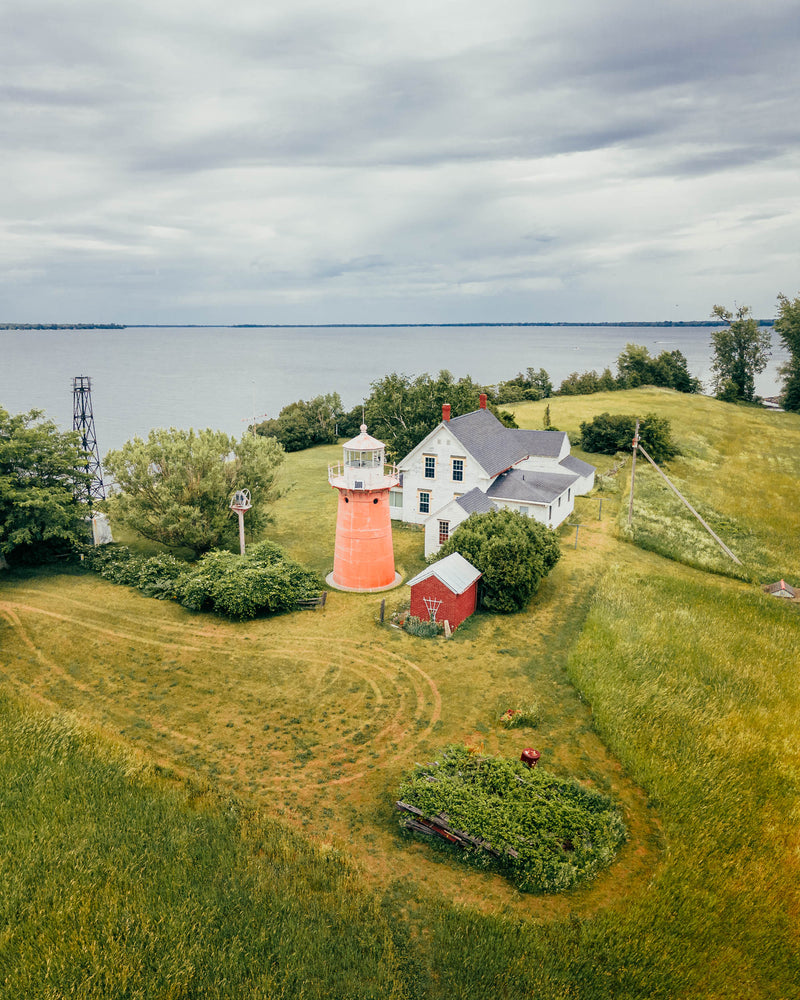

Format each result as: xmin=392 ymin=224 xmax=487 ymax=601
xmin=81 ymin=540 xmax=320 ymax=620
xmin=397 ymin=745 xmax=627 ymax=893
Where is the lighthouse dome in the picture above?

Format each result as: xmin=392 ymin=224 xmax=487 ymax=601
xmin=342 ymin=424 xmax=385 ymax=451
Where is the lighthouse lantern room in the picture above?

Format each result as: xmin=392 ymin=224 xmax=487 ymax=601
xmin=327 ymin=425 xmax=401 ymax=592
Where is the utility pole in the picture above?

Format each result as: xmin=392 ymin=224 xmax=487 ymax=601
xmin=627 ymin=419 xmax=639 ymax=527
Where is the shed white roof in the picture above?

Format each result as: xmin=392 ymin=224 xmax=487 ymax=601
xmin=406 ymin=551 xmax=482 ymax=595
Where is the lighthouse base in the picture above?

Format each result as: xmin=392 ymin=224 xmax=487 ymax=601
xmin=326 ymin=571 xmax=403 ymax=593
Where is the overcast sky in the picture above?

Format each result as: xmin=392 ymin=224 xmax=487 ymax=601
xmin=2 ymin=0 xmax=799 ymax=324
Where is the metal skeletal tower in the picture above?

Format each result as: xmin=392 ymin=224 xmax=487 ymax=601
xmin=72 ymin=375 xmax=106 ymax=508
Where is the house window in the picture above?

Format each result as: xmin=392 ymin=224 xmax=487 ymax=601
xmin=452 ymin=458 xmax=464 ymax=482
xmin=558 ymin=496 xmax=561 ymax=507
xmin=389 ymin=491 xmax=403 ymax=508
xmin=438 ymin=520 xmax=449 ymax=544
xmin=548 ymin=505 xmax=552 ymax=519
xmin=419 ymin=491 xmax=430 ymax=514
xmin=424 ymin=456 xmax=436 ymax=479
xmin=568 ymin=488 xmax=571 ymax=500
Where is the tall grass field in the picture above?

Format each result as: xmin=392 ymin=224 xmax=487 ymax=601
xmin=1 ymin=388 xmax=799 ymax=998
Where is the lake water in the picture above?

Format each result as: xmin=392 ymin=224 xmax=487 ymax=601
xmin=0 ymin=325 xmax=787 ymax=454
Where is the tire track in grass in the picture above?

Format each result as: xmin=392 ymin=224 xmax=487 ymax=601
xmin=0 ymin=600 xmax=442 ymax=789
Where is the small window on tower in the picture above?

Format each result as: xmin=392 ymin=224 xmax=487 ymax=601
xmin=424 ymin=456 xmax=436 ymax=479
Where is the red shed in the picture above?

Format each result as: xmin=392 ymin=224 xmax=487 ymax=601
xmin=407 ymin=552 xmax=482 ymax=630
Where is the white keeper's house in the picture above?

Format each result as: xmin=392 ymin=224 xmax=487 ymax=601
xmin=389 ymin=395 xmax=596 ymax=557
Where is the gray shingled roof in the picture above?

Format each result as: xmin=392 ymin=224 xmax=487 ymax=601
xmin=558 ymin=454 xmax=595 ymax=477
xmin=486 ymin=468 xmax=577 ymax=504
xmin=455 ymin=487 xmax=496 ymax=515
xmin=446 ymin=409 xmax=568 ymax=477
xmin=406 ymin=551 xmax=482 ymax=594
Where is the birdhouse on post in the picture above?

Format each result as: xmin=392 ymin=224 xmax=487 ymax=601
xmin=230 ymin=488 xmax=252 ymax=556
xmin=327 ymin=425 xmax=401 ymax=591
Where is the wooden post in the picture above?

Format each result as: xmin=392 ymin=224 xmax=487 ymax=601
xmin=627 ymin=419 xmax=640 ymax=527
xmin=379 ymin=598 xmax=385 ymax=623
xmin=598 ymin=498 xmax=603 ymax=521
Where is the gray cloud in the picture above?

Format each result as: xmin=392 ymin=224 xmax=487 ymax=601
xmin=1 ymin=0 xmax=799 ymax=322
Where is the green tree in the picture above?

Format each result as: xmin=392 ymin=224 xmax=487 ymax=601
xmin=527 ymin=367 xmax=554 ymax=398
xmin=775 ymin=293 xmax=800 ymax=412
xmin=363 ymin=370 xmax=509 ymax=461
xmin=616 ymin=343 xmax=654 ymax=387
xmin=559 ymin=370 xmax=602 ymax=395
xmin=579 ymin=412 xmax=678 ymax=464
xmin=495 ymin=367 xmax=553 ymax=402
xmin=255 ymin=393 xmax=344 ymax=452
xmin=0 ymin=408 xmax=92 ymax=563
xmin=710 ymin=304 xmax=771 ymax=403
xmin=435 ymin=508 xmax=560 ymax=613
xmin=651 ymin=350 xmax=702 ymax=393
xmin=103 ymin=428 xmax=284 ymax=556
xmin=616 ymin=344 xmax=700 ymax=392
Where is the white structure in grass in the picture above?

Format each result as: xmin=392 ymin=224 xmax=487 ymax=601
xmin=230 ymin=488 xmax=252 ymax=556
xmin=390 ymin=396 xmax=595 ymax=557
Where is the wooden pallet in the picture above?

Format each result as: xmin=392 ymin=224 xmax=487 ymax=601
xmin=396 ymin=800 xmax=519 ymax=859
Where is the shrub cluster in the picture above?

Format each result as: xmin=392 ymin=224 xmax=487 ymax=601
xmin=397 ymin=745 xmax=627 ymax=893
xmin=436 ymin=509 xmax=560 ymax=614
xmin=81 ymin=541 xmax=320 ymax=620
xmin=579 ymin=412 xmax=679 ymax=464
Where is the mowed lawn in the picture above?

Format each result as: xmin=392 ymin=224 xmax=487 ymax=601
xmin=1 ymin=389 xmax=799 ymax=998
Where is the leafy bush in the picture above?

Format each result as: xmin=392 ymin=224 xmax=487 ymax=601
xmin=579 ymin=412 xmax=679 ymax=464
xmin=435 ymin=509 xmax=560 ymax=613
xmin=175 ymin=542 xmax=320 ymax=620
xmin=132 ymin=552 xmax=186 ymax=598
xmin=80 ymin=544 xmax=185 ymax=596
xmin=81 ymin=540 xmax=320 ymax=619
xmin=397 ymin=745 xmax=627 ymax=892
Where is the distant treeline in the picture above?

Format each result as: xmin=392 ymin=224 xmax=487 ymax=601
xmin=1 ymin=323 xmax=126 ymax=330
xmin=252 ymin=343 xmax=704 ymax=459
xmin=232 ymin=320 xmax=774 ymax=328
xmin=3 ymin=320 xmax=776 ymax=330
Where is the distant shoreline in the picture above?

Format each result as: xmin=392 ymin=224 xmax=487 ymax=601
xmin=0 ymin=320 xmax=777 ymax=330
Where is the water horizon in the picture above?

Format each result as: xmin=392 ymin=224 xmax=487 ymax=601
xmin=2 ymin=324 xmax=788 ymax=454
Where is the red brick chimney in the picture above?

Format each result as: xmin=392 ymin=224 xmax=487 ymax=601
xmin=442 ymin=403 xmax=451 ymax=422
xmin=479 ymin=393 xmax=487 ymax=410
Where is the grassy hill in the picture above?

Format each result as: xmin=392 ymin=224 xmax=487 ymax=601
xmin=1 ymin=388 xmax=798 ymax=998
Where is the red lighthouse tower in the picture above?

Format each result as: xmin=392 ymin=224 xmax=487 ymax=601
xmin=327 ymin=425 xmax=401 ymax=591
